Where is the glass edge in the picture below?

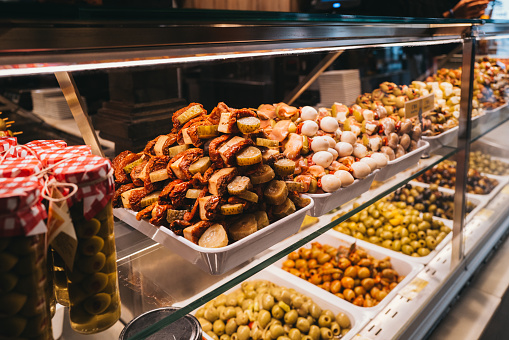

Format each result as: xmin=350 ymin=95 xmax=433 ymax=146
xmin=125 ymin=145 xmax=460 ymax=340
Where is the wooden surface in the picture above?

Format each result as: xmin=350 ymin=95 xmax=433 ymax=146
xmin=182 ymin=0 xmax=299 ymax=12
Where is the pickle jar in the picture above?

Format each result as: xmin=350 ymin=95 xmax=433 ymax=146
xmin=52 ymin=155 xmax=120 ymax=334
xmin=0 ymin=176 xmax=53 ymax=340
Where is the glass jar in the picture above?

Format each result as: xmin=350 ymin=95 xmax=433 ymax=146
xmin=52 ymin=155 xmax=120 ymax=334
xmin=0 ymin=176 xmax=53 ymax=340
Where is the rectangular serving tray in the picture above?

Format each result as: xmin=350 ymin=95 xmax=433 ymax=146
xmin=375 ymin=140 xmax=430 ymax=182
xmin=187 ymin=267 xmax=370 ymax=340
xmin=422 ymin=126 xmax=458 ymax=153
xmin=114 ymin=196 xmax=314 ymax=275
xmin=272 ymin=230 xmax=422 ymax=318
xmin=307 ymin=170 xmax=378 ymax=217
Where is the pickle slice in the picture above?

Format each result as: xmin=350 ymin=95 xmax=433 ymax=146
xmin=256 ymin=138 xmax=279 ymax=148
xmin=82 ymin=272 xmax=109 ymax=295
xmin=254 ymin=211 xmax=270 ymax=230
xmin=250 ymin=164 xmax=275 ymax=185
xmin=79 ymin=236 xmax=105 ymax=256
xmin=285 ymin=181 xmax=304 ymax=192
xmin=237 ymin=117 xmax=261 ymax=134
xmin=166 ymin=209 xmax=187 ymax=223
xmin=0 ymin=316 xmax=27 ymax=337
xmin=221 ymin=204 xmax=244 ymax=215
xmin=123 ymin=156 xmax=143 ymax=174
xmin=236 ymin=191 xmax=258 ymax=203
xmin=229 ymin=214 xmax=257 ymax=241
xmin=262 ymin=149 xmax=280 ymax=163
xmin=84 ymin=293 xmax=112 ymax=315
xmin=227 ymin=176 xmax=251 ymax=195
xmin=273 ymin=198 xmax=296 ymax=219
xmin=198 ymin=224 xmax=229 ymax=248
xmin=186 ymin=189 xmax=203 ymax=199
xmin=0 ymin=292 xmax=27 ymax=315
xmin=274 ymin=159 xmax=295 ymax=177
xmin=301 ymin=136 xmax=310 ymax=155
xmin=77 ymin=252 xmax=106 ymax=274
xmin=197 ymin=125 xmax=219 ymax=138
xmin=140 ymin=191 xmax=162 ymax=208
xmin=0 ymin=252 xmax=18 ymax=272
xmin=236 ymin=146 xmax=262 ymax=166
xmin=177 ymin=104 xmax=203 ymax=125
xmin=75 ymin=218 xmax=101 ymax=239
xmin=264 ymin=180 xmax=288 ymax=205
xmin=189 ymin=157 xmax=211 ymax=175
xmin=149 ymin=169 xmax=169 ymax=183
xmin=289 ymin=195 xmax=312 ymax=209
xmin=308 ymin=177 xmax=318 ymax=193
xmin=167 ymin=144 xmax=189 ymax=158
xmin=0 ymin=272 xmax=18 ymax=292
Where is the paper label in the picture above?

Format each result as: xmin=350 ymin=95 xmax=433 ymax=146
xmin=48 ymin=188 xmax=77 ymax=271
xmin=398 ymin=277 xmax=428 ymax=300
xmin=476 ymin=208 xmax=494 ymax=221
xmin=405 ymin=97 xmax=421 ymax=119
xmin=422 ymin=93 xmax=435 ymax=113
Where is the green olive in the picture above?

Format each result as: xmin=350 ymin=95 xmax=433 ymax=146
xmin=235 ymin=311 xmax=248 ymax=326
xmin=221 ymin=306 xmax=237 ymax=321
xmin=417 ymin=231 xmax=426 ymax=239
xmin=309 ymin=303 xmax=321 ymax=319
xmin=236 ymin=325 xmax=250 ymax=340
xmin=318 ymin=314 xmax=332 ymax=328
xmin=296 ymin=317 xmax=310 ymax=333
xmin=280 ymin=289 xmax=292 ymax=305
xmin=308 ymin=324 xmax=320 ymax=340
xmin=291 ymin=295 xmax=304 ymax=308
xmin=198 ymin=317 xmax=213 ymax=332
xmin=408 ymin=224 xmax=418 ymax=233
xmin=302 ymin=336 xmax=313 ymax=340
xmin=410 ymin=240 xmax=420 ymax=250
xmin=330 ymin=322 xmax=341 ymax=336
xmin=284 ymin=309 xmax=298 ymax=325
xmin=392 ymin=240 xmax=402 ymax=251
xmin=204 ymin=307 xmax=219 ymax=322
xmin=258 ymin=309 xmax=271 ymax=328
xmin=270 ymin=323 xmax=285 ymax=338
xmin=226 ymin=293 xmax=238 ymax=307
xmin=225 ymin=318 xmax=237 ymax=335
xmin=207 ymin=331 xmax=219 ymax=340
xmin=262 ymin=293 xmax=275 ymax=310
xmin=320 ymin=327 xmax=333 ymax=339
xmin=336 ymin=312 xmax=350 ymax=329
xmin=220 ymin=334 xmax=230 ymax=340
xmin=214 ymin=294 xmax=226 ymax=308
xmin=401 ymin=236 xmax=411 ymax=245
xmin=272 ymin=304 xmax=284 ymax=319
xmin=213 ymin=319 xmax=226 ymax=336
xmin=196 ymin=308 xmax=205 ymax=319
xmin=418 ymin=248 xmax=431 ymax=256
xmin=285 ymin=328 xmax=300 ymax=340
xmin=241 ymin=299 xmax=253 ymax=311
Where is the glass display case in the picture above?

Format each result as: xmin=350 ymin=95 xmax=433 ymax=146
xmin=2 ymin=5 xmax=509 ymax=339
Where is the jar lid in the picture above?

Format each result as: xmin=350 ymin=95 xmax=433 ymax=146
xmin=0 ymin=176 xmax=41 ymax=212
xmin=0 ymin=158 xmax=43 ymax=179
xmin=0 ymin=176 xmax=47 ymax=237
xmin=119 ymin=307 xmax=202 ymax=340
xmin=0 ymin=136 xmax=17 ymax=153
xmin=39 ymin=145 xmax=92 ymax=167
xmin=52 ymin=155 xmax=114 ymax=220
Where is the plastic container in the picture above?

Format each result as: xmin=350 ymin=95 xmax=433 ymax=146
xmin=273 ymin=230 xmax=422 ymax=318
xmin=188 ymin=268 xmax=369 ymax=340
xmin=375 ymin=140 xmax=430 ymax=182
xmin=120 ymin=307 xmax=202 ymax=340
xmin=422 ymin=126 xmax=458 ymax=153
xmin=0 ymin=176 xmax=53 ymax=340
xmin=307 ymin=170 xmax=378 ymax=217
xmin=51 ymin=155 xmax=120 ymax=334
xmin=114 ymin=196 xmax=314 ymax=275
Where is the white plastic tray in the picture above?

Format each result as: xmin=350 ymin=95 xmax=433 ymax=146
xmin=272 ymin=231 xmax=422 ymax=318
xmin=190 ymin=268 xmax=370 ymax=340
xmin=307 ymin=170 xmax=378 ymax=217
xmin=375 ymin=140 xmax=430 ymax=182
xmin=114 ymin=196 xmax=314 ymax=275
xmin=422 ymin=126 xmax=458 ymax=153
xmin=406 ymin=181 xmax=485 ymax=225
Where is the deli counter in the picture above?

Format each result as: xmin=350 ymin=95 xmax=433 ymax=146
xmin=1 ymin=5 xmax=509 ymax=340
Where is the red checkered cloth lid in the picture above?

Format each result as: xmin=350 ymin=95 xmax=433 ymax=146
xmin=52 ymin=155 xmax=114 ymax=220
xmin=0 ymin=158 xmax=43 ymax=178
xmin=0 ymin=136 xmax=17 ymax=153
xmin=6 ymin=139 xmax=66 ymax=159
xmin=0 ymin=176 xmax=47 ymax=237
xmin=39 ymin=145 xmax=92 ymax=167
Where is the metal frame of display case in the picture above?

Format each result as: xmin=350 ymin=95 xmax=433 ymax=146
xmin=2 ymin=6 xmax=509 ymax=339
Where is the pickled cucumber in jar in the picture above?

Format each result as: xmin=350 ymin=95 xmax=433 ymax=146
xmin=52 ymin=248 xmax=69 ymax=307
xmin=67 ymin=201 xmax=121 ymax=334
xmin=0 ymin=234 xmax=53 ymax=340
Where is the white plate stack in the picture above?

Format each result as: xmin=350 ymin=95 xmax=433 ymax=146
xmin=31 ymin=88 xmax=86 ymax=119
xmin=318 ymin=69 xmax=361 ymax=107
